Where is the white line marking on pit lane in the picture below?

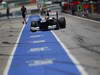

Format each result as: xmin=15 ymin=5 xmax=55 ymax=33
xmin=29 ymin=47 xmax=49 ymax=52
xmin=31 ymin=40 xmax=46 ymax=44
xmin=3 ymin=17 xmax=29 ymax=75
xmin=68 ymin=14 xmax=100 ymax=24
xmin=30 ymin=35 xmax=43 ymax=38
xmin=51 ymin=31 xmax=88 ymax=75
xmin=26 ymin=58 xmax=55 ymax=67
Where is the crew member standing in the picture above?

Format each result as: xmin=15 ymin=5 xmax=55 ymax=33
xmin=21 ymin=5 xmax=27 ymax=24
xmin=6 ymin=7 xmax=10 ymax=19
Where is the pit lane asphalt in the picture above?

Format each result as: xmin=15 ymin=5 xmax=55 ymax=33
xmin=0 ymin=18 xmax=23 ymax=75
xmin=53 ymin=13 xmax=100 ymax=75
xmin=0 ymin=14 xmax=100 ymax=75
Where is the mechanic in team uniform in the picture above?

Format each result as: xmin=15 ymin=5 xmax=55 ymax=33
xmin=6 ymin=6 xmax=10 ymax=19
xmin=21 ymin=5 xmax=27 ymax=24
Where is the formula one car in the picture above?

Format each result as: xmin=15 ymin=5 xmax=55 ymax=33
xmin=30 ymin=5 xmax=66 ymax=32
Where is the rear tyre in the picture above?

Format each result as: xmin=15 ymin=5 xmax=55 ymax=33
xmin=58 ymin=17 xmax=66 ymax=28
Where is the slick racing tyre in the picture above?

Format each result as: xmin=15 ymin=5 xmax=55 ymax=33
xmin=58 ymin=17 xmax=66 ymax=28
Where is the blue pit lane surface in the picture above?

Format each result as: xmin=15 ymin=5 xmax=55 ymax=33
xmin=8 ymin=15 xmax=81 ymax=75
